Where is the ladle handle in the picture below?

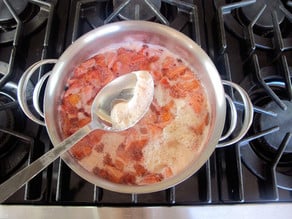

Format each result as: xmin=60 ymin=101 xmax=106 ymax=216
xmin=0 ymin=123 xmax=94 ymax=203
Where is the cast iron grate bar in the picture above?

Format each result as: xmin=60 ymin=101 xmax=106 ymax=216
xmin=238 ymin=126 xmax=280 ymax=147
xmin=272 ymin=10 xmax=284 ymax=53
xmin=246 ymin=5 xmax=266 ymax=55
xmin=104 ymin=0 xmax=169 ymax=25
xmin=216 ymin=0 xmax=256 ymax=54
xmin=0 ymin=0 xmax=22 ymax=89
xmin=24 ymin=135 xmax=48 ymax=201
xmin=280 ymin=3 xmax=292 ymax=23
xmin=166 ymin=187 xmax=176 ymax=204
xmin=279 ymin=55 xmax=292 ymax=101
xmin=234 ymin=101 xmax=277 ymax=117
xmin=271 ymin=10 xmax=292 ymax=100
xmin=131 ymin=193 xmax=138 ymax=204
xmin=268 ymin=133 xmax=292 ymax=200
xmin=205 ymin=159 xmax=212 ymax=203
xmin=252 ymin=54 xmax=288 ymax=111
xmin=235 ymin=144 xmax=244 ymax=202
xmin=93 ymin=185 xmax=103 ymax=203
xmin=163 ymin=0 xmax=201 ymax=45
xmin=72 ymin=0 xmax=94 ymax=43
xmin=216 ymin=146 xmax=244 ymax=203
xmin=35 ymin=1 xmax=55 ymax=57
xmin=239 ymin=127 xmax=280 ymax=200
xmin=32 ymin=0 xmax=56 ymax=79
xmin=0 ymin=128 xmax=33 ymax=144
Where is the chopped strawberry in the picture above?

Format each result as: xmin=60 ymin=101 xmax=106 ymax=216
xmin=162 ymin=166 xmax=173 ymax=178
xmin=115 ymin=159 xmax=125 ymax=171
xmin=160 ymin=76 xmax=171 ymax=88
xmin=94 ymin=143 xmax=104 ymax=153
xmin=162 ymin=56 xmax=176 ymax=71
xmin=74 ymin=58 xmax=96 ymax=77
xmin=134 ymin=164 xmax=148 ymax=176
xmin=78 ymin=117 xmax=91 ymax=128
xmin=93 ymin=167 xmax=119 ymax=183
xmin=165 ymin=65 xmax=186 ymax=80
xmin=70 ymin=137 xmax=93 ymax=160
xmin=103 ymin=153 xmax=114 ymax=167
xmin=119 ymin=172 xmax=136 ymax=184
xmin=189 ymin=91 xmax=205 ymax=114
xmin=140 ymin=173 xmax=164 ymax=185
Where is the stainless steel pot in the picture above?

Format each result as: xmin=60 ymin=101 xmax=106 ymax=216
xmin=17 ymin=21 xmax=253 ymax=194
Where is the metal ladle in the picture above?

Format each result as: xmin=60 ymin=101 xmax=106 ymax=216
xmin=0 ymin=70 xmax=154 ymax=203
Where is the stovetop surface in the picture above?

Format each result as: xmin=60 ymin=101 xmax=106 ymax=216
xmin=0 ymin=0 xmax=291 ymax=206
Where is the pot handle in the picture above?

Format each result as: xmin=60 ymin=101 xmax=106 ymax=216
xmin=219 ymin=93 xmax=238 ymax=141
xmin=17 ymin=59 xmax=58 ymax=126
xmin=216 ymin=80 xmax=254 ymax=148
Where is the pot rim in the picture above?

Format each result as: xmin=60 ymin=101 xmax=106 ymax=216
xmin=44 ymin=20 xmax=226 ymax=193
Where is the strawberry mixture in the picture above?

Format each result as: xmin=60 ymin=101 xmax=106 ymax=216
xmin=59 ymin=43 xmax=210 ymax=185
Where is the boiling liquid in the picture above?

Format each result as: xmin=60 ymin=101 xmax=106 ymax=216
xmin=59 ymin=42 xmax=211 ymax=185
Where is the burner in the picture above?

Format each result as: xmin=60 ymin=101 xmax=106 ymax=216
xmin=251 ymin=92 xmax=292 ymax=165
xmin=241 ymin=66 xmax=292 ymax=164
xmin=0 ymin=1 xmax=51 ymax=44
xmin=0 ymin=82 xmax=30 ymax=182
xmin=214 ymin=0 xmax=292 ymax=50
xmin=260 ymin=100 xmax=292 ymax=152
xmin=0 ymin=62 xmax=40 ymax=183
xmin=0 ymin=81 xmax=26 ymax=152
xmin=0 ymin=0 xmax=28 ymax=22
xmin=239 ymin=66 xmax=292 ymax=190
xmin=240 ymin=0 xmax=285 ymax=29
xmin=112 ymin=0 xmax=161 ymax=20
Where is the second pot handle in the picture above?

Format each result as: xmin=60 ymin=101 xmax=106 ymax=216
xmin=216 ymin=80 xmax=254 ymax=148
xmin=17 ymin=59 xmax=58 ymax=126
xmin=219 ymin=93 xmax=238 ymax=141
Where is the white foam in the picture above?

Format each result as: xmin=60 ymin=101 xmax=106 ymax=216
xmin=110 ymin=71 xmax=154 ymax=130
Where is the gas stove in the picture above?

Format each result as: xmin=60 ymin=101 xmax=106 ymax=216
xmin=0 ymin=0 xmax=291 ymax=217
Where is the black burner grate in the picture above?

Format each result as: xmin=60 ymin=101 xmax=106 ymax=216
xmin=0 ymin=0 xmax=66 ymax=203
xmin=210 ymin=0 xmax=292 ymax=201
xmin=214 ymin=0 xmax=292 ymax=51
xmin=1 ymin=0 xmax=292 ymax=206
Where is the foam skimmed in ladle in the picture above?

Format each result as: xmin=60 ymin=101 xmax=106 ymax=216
xmin=110 ymin=71 xmax=154 ymax=129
